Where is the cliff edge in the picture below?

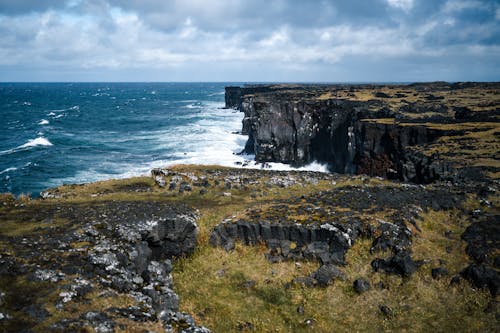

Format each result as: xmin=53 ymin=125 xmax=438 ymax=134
xmin=228 ymin=82 xmax=500 ymax=184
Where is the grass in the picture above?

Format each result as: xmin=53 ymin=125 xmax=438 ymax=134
xmin=0 ymin=165 xmax=498 ymax=332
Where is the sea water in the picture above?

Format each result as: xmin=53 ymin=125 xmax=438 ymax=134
xmin=0 ymin=82 xmax=327 ymax=196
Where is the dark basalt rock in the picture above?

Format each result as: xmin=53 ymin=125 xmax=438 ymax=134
xmin=460 ymin=215 xmax=500 ymax=296
xmin=226 ymin=83 xmax=498 ymax=184
xmin=461 ymin=264 xmax=500 ymax=296
xmin=461 ymin=215 xmax=500 ymax=265
xmin=210 ymin=220 xmax=357 ymax=265
xmin=431 ymin=267 xmax=449 ymax=279
xmin=372 ymin=252 xmax=422 ymax=277
xmin=312 ymin=264 xmax=347 ymax=287
xmin=354 ymin=278 xmax=371 ymax=293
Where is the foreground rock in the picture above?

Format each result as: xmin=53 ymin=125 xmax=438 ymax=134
xmin=461 ymin=214 xmax=500 ymax=296
xmin=0 ymin=199 xmax=209 ymax=332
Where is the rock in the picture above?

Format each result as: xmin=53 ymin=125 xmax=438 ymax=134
xmin=461 ymin=216 xmax=500 ymax=265
xmin=143 ymin=284 xmax=179 ymax=313
xmin=107 ymin=306 xmax=154 ymax=322
xmin=237 ymin=321 xmax=254 ymax=331
xmin=374 ymin=92 xmax=391 ymax=98
xmin=82 ymin=311 xmax=115 ymax=333
xmin=371 ymin=252 xmax=422 ymax=277
xmin=240 ymin=280 xmax=256 ymax=289
xmin=353 ymin=278 xmax=371 ymax=293
xmin=210 ymin=220 xmax=357 ymax=265
xmin=311 ymin=264 xmax=346 ymax=287
xmin=461 ymin=264 xmax=500 ymax=296
xmin=293 ymin=276 xmax=316 ymax=288
xmin=179 ymin=182 xmax=192 ymax=193
xmin=24 ymin=304 xmax=50 ymax=321
xmin=450 ymin=275 xmax=461 ymax=285
xmin=30 ymin=269 xmax=65 ymax=283
xmin=154 ymin=175 xmax=166 ymax=187
xmin=370 ymin=220 xmax=412 ymax=254
xmin=431 ymin=267 xmax=449 ymax=279
xmin=379 ymin=304 xmax=393 ymax=317
xmin=227 ymin=84 xmax=483 ymax=184
xmin=161 ymin=311 xmax=211 ymax=333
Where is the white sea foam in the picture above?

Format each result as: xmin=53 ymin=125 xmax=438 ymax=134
xmin=158 ymin=101 xmax=330 ymax=173
xmin=18 ymin=137 xmax=53 ymax=149
xmin=0 ymin=137 xmax=53 ymax=156
xmin=0 ymin=167 xmax=17 ymax=175
xmin=184 ymin=103 xmax=201 ymax=109
xmin=38 ymin=119 xmax=49 ymax=125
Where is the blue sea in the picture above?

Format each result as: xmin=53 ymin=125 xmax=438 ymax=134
xmin=0 ymin=82 xmax=326 ymax=196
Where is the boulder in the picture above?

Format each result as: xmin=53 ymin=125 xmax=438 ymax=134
xmin=372 ymin=252 xmax=422 ymax=277
xmin=311 ymin=264 xmax=346 ymax=287
xmin=461 ymin=264 xmax=500 ymax=296
xmin=353 ymin=278 xmax=371 ymax=293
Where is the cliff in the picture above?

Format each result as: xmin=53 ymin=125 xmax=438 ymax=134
xmin=230 ymin=83 xmax=500 ymax=184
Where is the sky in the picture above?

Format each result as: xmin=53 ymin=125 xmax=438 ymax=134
xmin=0 ymin=0 xmax=498 ymax=82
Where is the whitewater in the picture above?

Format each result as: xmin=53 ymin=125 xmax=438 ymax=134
xmin=0 ymin=83 xmax=327 ymax=196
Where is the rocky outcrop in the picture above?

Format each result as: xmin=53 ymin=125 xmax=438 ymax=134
xmin=224 ymin=86 xmax=242 ymax=109
xmin=0 ymin=200 xmax=210 ymax=333
xmin=238 ymin=92 xmax=453 ymax=183
xmin=210 ymin=219 xmax=363 ymax=265
xmin=226 ymin=84 xmax=499 ymax=184
xmin=461 ymin=215 xmax=500 ymax=296
xmin=210 ymin=216 xmax=418 ymax=278
xmin=78 ymin=202 xmax=209 ymax=332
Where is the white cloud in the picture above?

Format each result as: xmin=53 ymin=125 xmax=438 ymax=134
xmin=387 ymin=0 xmax=414 ymax=12
xmin=0 ymin=0 xmax=497 ymax=81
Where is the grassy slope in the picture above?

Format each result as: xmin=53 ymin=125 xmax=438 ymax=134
xmin=0 ymin=165 xmax=498 ymax=332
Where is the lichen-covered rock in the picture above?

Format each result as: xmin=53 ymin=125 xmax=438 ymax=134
xmin=353 ymin=278 xmax=371 ymax=293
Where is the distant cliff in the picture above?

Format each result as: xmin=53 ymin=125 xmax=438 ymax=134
xmin=226 ymin=83 xmax=500 ymax=183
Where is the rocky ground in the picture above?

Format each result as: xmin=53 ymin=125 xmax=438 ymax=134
xmin=0 ymin=82 xmax=499 ymax=332
xmin=0 ymin=163 xmax=498 ymax=332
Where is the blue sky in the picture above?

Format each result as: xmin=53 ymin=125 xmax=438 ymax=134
xmin=0 ymin=0 xmax=498 ymax=82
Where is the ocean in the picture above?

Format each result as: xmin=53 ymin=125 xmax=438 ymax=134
xmin=0 ymin=82 xmax=327 ymax=196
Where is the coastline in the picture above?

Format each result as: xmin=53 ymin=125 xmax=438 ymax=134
xmin=0 ymin=82 xmax=498 ymax=332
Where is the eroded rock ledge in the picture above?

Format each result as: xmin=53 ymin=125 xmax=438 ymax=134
xmin=209 ymin=182 xmax=468 ymax=286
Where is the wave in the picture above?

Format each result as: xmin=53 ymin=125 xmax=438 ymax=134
xmin=184 ymin=103 xmax=202 ymax=109
xmin=0 ymin=137 xmax=53 ymax=156
xmin=38 ymin=119 xmax=49 ymax=125
xmin=0 ymin=167 xmax=17 ymax=175
xmin=47 ymin=105 xmax=79 ymax=113
xmin=19 ymin=137 xmax=53 ymax=149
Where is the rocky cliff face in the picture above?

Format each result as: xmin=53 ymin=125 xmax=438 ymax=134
xmin=227 ymin=84 xmax=498 ymax=184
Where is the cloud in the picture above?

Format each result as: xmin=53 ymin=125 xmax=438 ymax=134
xmin=0 ymin=0 xmax=498 ymax=81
